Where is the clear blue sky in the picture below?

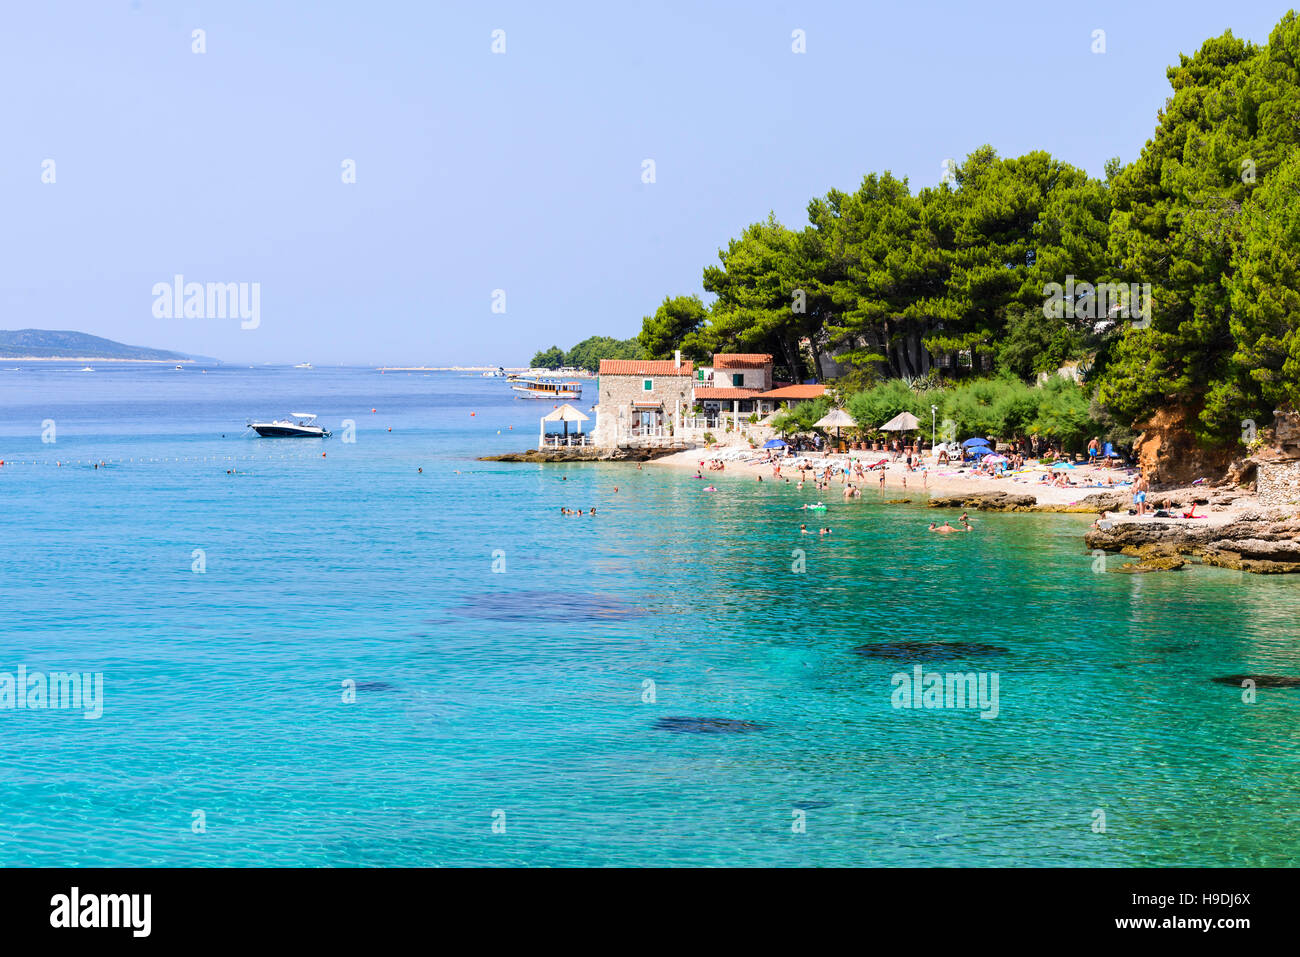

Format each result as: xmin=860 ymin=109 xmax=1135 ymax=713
xmin=0 ymin=1 xmax=1291 ymax=365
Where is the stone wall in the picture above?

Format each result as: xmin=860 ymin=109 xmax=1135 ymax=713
xmin=1257 ymin=460 xmax=1300 ymax=506
xmin=592 ymin=373 xmax=694 ymax=447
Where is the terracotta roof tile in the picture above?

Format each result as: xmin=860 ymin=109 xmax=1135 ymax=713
xmin=598 ymin=359 xmax=694 ymax=376
xmin=713 ymin=353 xmax=774 ymax=369
xmin=758 ymin=384 xmax=826 ymax=400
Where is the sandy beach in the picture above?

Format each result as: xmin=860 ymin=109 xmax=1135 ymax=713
xmin=647 ymin=446 xmax=1139 ymax=504
xmin=644 ymin=447 xmax=1268 ymax=534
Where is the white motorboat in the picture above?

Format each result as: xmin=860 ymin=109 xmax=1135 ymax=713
xmin=247 ymin=412 xmax=331 ymax=438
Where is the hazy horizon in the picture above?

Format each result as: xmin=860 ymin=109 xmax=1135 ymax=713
xmin=2 ymin=0 xmax=1291 ymax=365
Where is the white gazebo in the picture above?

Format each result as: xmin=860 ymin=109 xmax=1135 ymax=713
xmin=539 ymin=403 xmax=591 ymax=448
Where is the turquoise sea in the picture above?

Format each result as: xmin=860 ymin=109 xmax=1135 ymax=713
xmin=1 ymin=364 xmax=1298 ymax=866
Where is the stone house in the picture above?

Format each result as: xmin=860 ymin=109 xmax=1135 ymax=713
xmin=592 ymin=355 xmax=695 ymax=447
xmin=591 ymin=350 xmax=826 ymax=447
xmin=692 ymin=354 xmax=774 ymax=420
xmin=712 ymin=353 xmax=773 ymax=391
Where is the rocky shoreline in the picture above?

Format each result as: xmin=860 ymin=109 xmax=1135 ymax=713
xmin=479 ymin=446 xmax=689 ymax=463
xmin=1084 ymin=509 xmax=1300 ymax=574
xmin=927 ymin=490 xmax=1127 ymax=513
xmin=928 ymin=487 xmax=1300 ymax=574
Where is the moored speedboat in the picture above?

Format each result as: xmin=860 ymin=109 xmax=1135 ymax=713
xmin=247 ymin=412 xmax=331 ymax=438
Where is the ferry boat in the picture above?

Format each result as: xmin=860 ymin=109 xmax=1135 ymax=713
xmin=511 ymin=377 xmax=583 ymax=399
xmin=247 ymin=413 xmax=331 ymax=438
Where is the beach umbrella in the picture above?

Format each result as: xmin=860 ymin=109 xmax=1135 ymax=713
xmin=961 ymin=437 xmax=992 ymax=448
xmin=1049 ymin=460 xmax=1076 ymax=469
xmin=814 ymin=408 xmax=857 ymax=442
xmin=968 ymin=447 xmax=994 ymax=457
xmin=763 ymin=438 xmax=789 ymax=449
xmin=879 ymin=411 xmax=920 ymax=432
xmin=814 ymin=408 xmax=857 ymax=430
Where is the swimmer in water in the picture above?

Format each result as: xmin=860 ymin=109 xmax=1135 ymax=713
xmin=800 ymin=524 xmax=808 ymax=534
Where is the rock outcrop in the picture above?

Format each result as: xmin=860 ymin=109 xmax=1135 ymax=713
xmin=480 ymin=446 xmax=688 ymax=463
xmin=1085 ymin=509 xmax=1300 ymax=574
xmin=929 ymin=490 xmax=1147 ymax=513
xmin=1112 ymin=552 xmax=1188 ymax=572
xmin=1132 ymin=406 xmax=1236 ymax=486
xmin=928 ymin=491 xmax=1039 ymax=511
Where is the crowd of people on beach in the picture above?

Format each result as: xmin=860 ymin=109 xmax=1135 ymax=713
xmin=618 ymin=424 xmax=1218 ymax=537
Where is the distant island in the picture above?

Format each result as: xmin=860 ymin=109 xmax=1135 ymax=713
xmin=0 ymin=329 xmax=200 ymax=362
